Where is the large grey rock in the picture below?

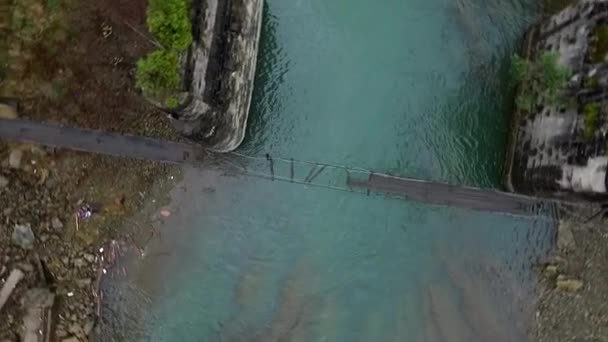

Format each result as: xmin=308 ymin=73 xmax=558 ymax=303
xmin=8 ymin=149 xmax=22 ymax=169
xmin=12 ymin=224 xmax=35 ymax=250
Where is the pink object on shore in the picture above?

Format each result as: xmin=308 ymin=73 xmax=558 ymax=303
xmin=160 ymin=209 xmax=171 ymax=218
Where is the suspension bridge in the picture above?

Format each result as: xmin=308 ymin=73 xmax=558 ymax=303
xmin=0 ymin=118 xmax=559 ymax=217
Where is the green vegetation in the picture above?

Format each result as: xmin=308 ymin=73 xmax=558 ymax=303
xmin=136 ymin=0 xmax=192 ymax=105
xmin=511 ymin=52 xmax=571 ymax=112
xmin=590 ymin=24 xmax=608 ymax=64
xmin=136 ymin=50 xmax=180 ymax=97
xmin=147 ymin=0 xmax=192 ymax=50
xmin=583 ymin=103 xmax=599 ymax=140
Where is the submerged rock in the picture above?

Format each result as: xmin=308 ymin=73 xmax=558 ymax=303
xmin=12 ymin=224 xmax=35 ymax=250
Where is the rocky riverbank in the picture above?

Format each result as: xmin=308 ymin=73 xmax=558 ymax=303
xmin=532 ymin=204 xmax=608 ymax=341
xmin=0 ymin=0 xmax=183 ymax=340
xmin=507 ymin=1 xmax=608 ymax=341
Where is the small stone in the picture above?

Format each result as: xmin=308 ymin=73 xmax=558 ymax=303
xmin=12 ymin=223 xmax=35 ymax=250
xmin=0 ymin=175 xmax=8 ymax=189
xmin=76 ymin=278 xmax=92 ymax=288
xmin=557 ymin=222 xmax=576 ymax=252
xmin=56 ymin=329 xmax=67 ymax=338
xmin=82 ymin=253 xmax=95 ymax=263
xmin=68 ymin=323 xmax=84 ymax=338
xmin=61 ymin=257 xmax=70 ymax=265
xmin=544 ymin=265 xmax=558 ymax=278
xmin=84 ymin=319 xmax=95 ymax=335
xmin=16 ymin=262 xmax=34 ymax=272
xmin=73 ymin=258 xmax=86 ymax=268
xmin=51 ymin=217 xmax=64 ymax=230
xmin=556 ymin=278 xmax=584 ymax=292
xmin=61 ymin=337 xmax=79 ymax=342
xmin=8 ymin=149 xmax=22 ymax=169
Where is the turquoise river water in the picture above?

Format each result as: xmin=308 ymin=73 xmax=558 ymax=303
xmin=102 ymin=0 xmax=557 ymax=341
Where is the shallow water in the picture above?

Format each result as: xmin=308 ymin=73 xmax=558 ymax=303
xmin=100 ymin=0 xmax=556 ymax=341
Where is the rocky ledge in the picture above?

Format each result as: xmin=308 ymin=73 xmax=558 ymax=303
xmin=169 ymin=0 xmax=264 ymax=152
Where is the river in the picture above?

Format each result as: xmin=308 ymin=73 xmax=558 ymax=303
xmin=102 ymin=0 xmax=556 ymax=340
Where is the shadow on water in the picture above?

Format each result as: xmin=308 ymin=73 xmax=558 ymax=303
xmin=241 ymin=2 xmax=288 ymax=155
xmin=414 ymin=0 xmax=541 ymax=187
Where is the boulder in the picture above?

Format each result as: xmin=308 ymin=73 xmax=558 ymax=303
xmin=12 ymin=224 xmax=35 ymax=250
xmin=8 ymin=149 xmax=22 ymax=169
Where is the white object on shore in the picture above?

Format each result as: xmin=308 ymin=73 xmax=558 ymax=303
xmin=0 ymin=269 xmax=25 ymax=312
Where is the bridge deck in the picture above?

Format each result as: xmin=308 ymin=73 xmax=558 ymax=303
xmin=348 ymin=174 xmax=541 ymax=216
xmin=0 ymin=118 xmax=550 ymax=216
xmin=0 ymin=118 xmax=204 ymax=164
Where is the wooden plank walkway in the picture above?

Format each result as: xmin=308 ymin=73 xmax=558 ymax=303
xmin=0 ymin=118 xmax=550 ymax=216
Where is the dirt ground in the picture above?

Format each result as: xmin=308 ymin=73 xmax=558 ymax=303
xmin=0 ymin=0 xmax=182 ymax=340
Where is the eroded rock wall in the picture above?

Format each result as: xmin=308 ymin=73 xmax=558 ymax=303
xmin=169 ymin=0 xmax=264 ymax=152
xmin=508 ymin=0 xmax=608 ymax=197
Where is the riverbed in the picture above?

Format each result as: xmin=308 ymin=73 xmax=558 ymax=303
xmin=102 ymin=0 xmax=555 ymax=340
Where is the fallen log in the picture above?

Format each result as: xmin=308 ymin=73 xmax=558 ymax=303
xmin=0 ymin=269 xmax=24 ymax=312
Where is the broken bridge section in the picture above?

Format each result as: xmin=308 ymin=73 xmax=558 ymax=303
xmin=0 ymin=118 xmax=558 ymax=217
xmin=211 ymin=151 xmax=557 ymax=218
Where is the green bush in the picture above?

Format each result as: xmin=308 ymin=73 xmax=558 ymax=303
xmin=136 ymin=50 xmax=180 ymax=98
xmin=136 ymin=0 xmax=192 ymax=104
xmin=511 ymin=52 xmax=570 ymax=112
xmin=147 ymin=0 xmax=192 ymax=50
xmin=583 ymin=103 xmax=599 ymax=140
